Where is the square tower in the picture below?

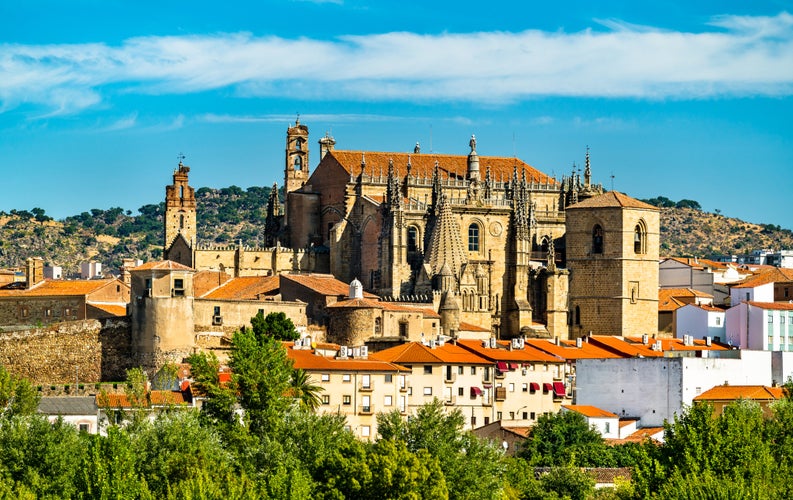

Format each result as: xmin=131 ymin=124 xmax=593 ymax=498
xmin=566 ymin=191 xmax=659 ymax=337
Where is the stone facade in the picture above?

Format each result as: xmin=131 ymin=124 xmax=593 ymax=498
xmin=0 ymin=319 xmax=133 ymax=384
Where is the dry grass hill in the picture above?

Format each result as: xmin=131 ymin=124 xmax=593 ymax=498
xmin=0 ymin=190 xmax=790 ymax=277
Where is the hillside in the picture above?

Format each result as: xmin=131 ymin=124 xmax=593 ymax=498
xmin=0 ymin=189 xmax=790 ymax=276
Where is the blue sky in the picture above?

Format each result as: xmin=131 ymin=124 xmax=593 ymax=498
xmin=1 ymin=0 xmax=792 ymax=232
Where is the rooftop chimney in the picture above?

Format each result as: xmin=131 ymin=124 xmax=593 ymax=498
xmin=25 ymin=257 xmax=44 ymax=289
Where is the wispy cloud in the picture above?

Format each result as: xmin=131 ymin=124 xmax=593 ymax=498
xmin=2 ymin=12 xmax=792 ymax=117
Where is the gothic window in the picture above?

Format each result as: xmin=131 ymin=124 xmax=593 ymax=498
xmin=294 ymin=156 xmax=302 ymax=170
xmin=179 ymin=185 xmax=184 ymax=199
xmin=179 ymin=214 xmax=184 ymax=229
xmin=634 ymin=221 xmax=647 ymax=254
xmin=407 ymin=226 xmax=419 ymax=253
xmin=468 ymin=223 xmax=480 ymax=252
xmin=592 ymin=225 xmax=604 ymax=254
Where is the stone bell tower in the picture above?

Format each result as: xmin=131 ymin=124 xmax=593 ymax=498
xmin=284 ymin=117 xmax=310 ymax=195
xmin=164 ymin=158 xmax=196 ymax=266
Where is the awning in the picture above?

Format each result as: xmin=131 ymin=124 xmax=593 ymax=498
xmin=509 ymin=362 xmax=520 ymax=370
xmin=470 ymin=387 xmax=483 ymax=396
xmin=496 ymin=361 xmax=509 ymax=372
xmin=529 ymin=382 xmax=540 ymax=391
xmin=552 ymin=382 xmax=566 ymax=397
xmin=542 ymin=383 xmax=553 ymax=392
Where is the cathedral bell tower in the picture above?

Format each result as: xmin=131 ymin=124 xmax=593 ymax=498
xmin=164 ymin=158 xmax=196 ymax=267
xmin=284 ymin=117 xmax=309 ymax=195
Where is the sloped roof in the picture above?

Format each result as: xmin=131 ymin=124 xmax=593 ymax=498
xmin=622 ymin=335 xmax=729 ymax=353
xmin=524 ymin=338 xmax=622 ymax=360
xmin=566 ymin=191 xmax=658 ymax=211
xmin=609 ymin=427 xmax=665 ymax=444
xmin=193 ymin=270 xmax=232 ymax=297
xmin=131 ymin=260 xmax=194 ymax=272
xmin=459 ymin=322 xmax=491 ymax=332
xmin=457 ymin=339 xmax=561 ymax=363
xmin=88 ymin=303 xmax=128 ymax=316
xmin=693 ymin=385 xmax=784 ymax=402
xmin=96 ymin=390 xmax=188 ymax=408
xmin=281 ymin=273 xmax=378 ymax=298
xmin=746 ymin=301 xmax=793 ymax=311
xmin=201 ymin=275 xmax=281 ymax=300
xmin=658 ymin=288 xmax=711 ymax=312
xmin=663 ymin=257 xmax=730 ymax=270
xmin=562 ymin=405 xmax=618 ymax=418
xmin=287 ymin=346 xmax=409 ymax=372
xmin=325 ymin=150 xmax=555 ymax=185
xmin=38 ymin=396 xmax=98 ymax=416
xmin=370 ymin=341 xmax=491 ymax=365
xmin=0 ymin=278 xmax=121 ymax=297
xmin=732 ymin=267 xmax=793 ymax=289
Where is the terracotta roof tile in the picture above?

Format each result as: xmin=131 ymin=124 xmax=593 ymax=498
xmin=733 ymin=268 xmax=793 ymax=289
xmin=524 ymin=338 xmax=622 ymax=360
xmin=131 ymin=260 xmax=194 ymax=272
xmin=370 ymin=341 xmax=491 ymax=365
xmin=566 ymin=191 xmax=658 ymax=210
xmin=325 ymin=150 xmax=555 ymax=185
xmin=457 ymin=339 xmax=561 ymax=363
xmin=458 ymin=322 xmax=491 ymax=332
xmin=282 ymin=273 xmax=378 ymax=298
xmin=88 ymin=303 xmax=128 ymax=316
xmin=746 ymin=301 xmax=793 ymax=311
xmin=193 ymin=270 xmax=232 ymax=297
xmin=287 ymin=346 xmax=409 ymax=372
xmin=694 ymin=385 xmax=784 ymax=402
xmin=609 ymin=427 xmax=665 ymax=444
xmin=0 ymin=278 xmax=123 ymax=298
xmin=563 ymin=405 xmax=618 ymax=418
xmin=201 ymin=275 xmax=280 ymax=300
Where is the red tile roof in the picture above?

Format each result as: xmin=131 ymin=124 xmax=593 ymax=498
xmin=693 ymin=385 xmax=784 ymax=402
xmin=457 ymin=339 xmax=561 ymax=363
xmin=193 ymin=270 xmax=232 ymax=297
xmin=325 ymin=150 xmax=555 ymax=185
xmin=524 ymin=338 xmax=622 ymax=360
xmin=609 ymin=427 xmax=665 ymax=444
xmin=370 ymin=341 xmax=491 ymax=365
xmin=566 ymin=191 xmax=658 ymax=210
xmin=458 ymin=322 xmax=491 ymax=332
xmin=282 ymin=273 xmax=378 ymax=298
xmin=287 ymin=346 xmax=409 ymax=372
xmin=663 ymin=257 xmax=730 ymax=270
xmin=746 ymin=301 xmax=793 ymax=311
xmin=88 ymin=303 xmax=128 ymax=316
xmin=201 ymin=275 xmax=280 ymax=300
xmin=0 ymin=278 xmax=122 ymax=297
xmin=96 ymin=390 xmax=187 ymax=408
xmin=563 ymin=405 xmax=618 ymax=418
xmin=732 ymin=267 xmax=793 ymax=289
xmin=131 ymin=260 xmax=194 ymax=271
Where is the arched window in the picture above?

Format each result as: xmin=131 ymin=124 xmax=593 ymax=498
xmin=294 ymin=156 xmax=302 ymax=170
xmin=295 ymin=138 xmax=303 ymax=151
xmin=634 ymin=221 xmax=646 ymax=254
xmin=575 ymin=306 xmax=581 ymax=326
xmin=592 ymin=225 xmax=604 ymax=254
xmin=407 ymin=226 xmax=419 ymax=253
xmin=468 ymin=223 xmax=480 ymax=252
xmin=179 ymin=214 xmax=184 ymax=229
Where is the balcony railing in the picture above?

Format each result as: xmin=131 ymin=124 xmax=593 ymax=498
xmin=358 ymin=404 xmax=375 ymax=415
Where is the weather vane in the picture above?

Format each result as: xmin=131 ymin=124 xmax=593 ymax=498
xmin=177 ymin=152 xmax=186 ymax=164
xmin=610 ymin=171 xmax=615 ymax=191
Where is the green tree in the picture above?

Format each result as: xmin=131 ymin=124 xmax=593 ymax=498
xmin=365 ymin=440 xmax=448 ymax=499
xmin=0 ymin=365 xmax=40 ymax=418
xmin=289 ymin=368 xmax=323 ymax=411
xmin=251 ymin=311 xmax=299 ymax=341
xmin=185 ymin=351 xmax=238 ymax=429
xmin=520 ymin=410 xmax=613 ymax=467
xmin=539 ymin=466 xmax=595 ymax=500
xmin=231 ymin=326 xmax=294 ymax=435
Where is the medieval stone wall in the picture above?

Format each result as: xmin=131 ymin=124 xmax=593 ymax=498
xmin=0 ymin=319 xmax=133 ymax=385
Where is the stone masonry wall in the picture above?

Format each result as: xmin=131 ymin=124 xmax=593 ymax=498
xmin=0 ymin=318 xmax=134 ymax=384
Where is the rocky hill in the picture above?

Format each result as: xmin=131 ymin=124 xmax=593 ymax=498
xmin=1 ymin=190 xmax=790 ymax=276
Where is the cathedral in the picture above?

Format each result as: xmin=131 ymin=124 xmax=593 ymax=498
xmin=164 ymin=119 xmax=660 ymax=341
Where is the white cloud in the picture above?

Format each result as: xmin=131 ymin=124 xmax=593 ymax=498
xmin=2 ymin=12 xmax=793 ymax=116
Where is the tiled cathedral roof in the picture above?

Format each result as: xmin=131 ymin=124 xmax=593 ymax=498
xmin=566 ymin=191 xmax=658 ymax=210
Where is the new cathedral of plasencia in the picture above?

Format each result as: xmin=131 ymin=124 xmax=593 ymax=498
xmin=164 ymin=119 xmax=659 ymax=342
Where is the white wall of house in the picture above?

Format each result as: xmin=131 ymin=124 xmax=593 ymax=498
xmin=730 ymin=282 xmax=774 ymax=305
xmin=575 ymin=352 xmax=772 ymax=427
xmin=676 ymin=304 xmax=725 ymax=340
xmin=727 ymin=303 xmax=793 ymax=351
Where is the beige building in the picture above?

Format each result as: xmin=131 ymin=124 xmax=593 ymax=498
xmin=287 ymin=341 xmax=409 ymax=440
xmin=0 ymin=257 xmax=129 ymax=326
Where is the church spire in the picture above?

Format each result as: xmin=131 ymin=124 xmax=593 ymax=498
xmin=584 ymin=146 xmax=591 ymax=187
xmin=424 ymin=193 xmax=467 ymax=284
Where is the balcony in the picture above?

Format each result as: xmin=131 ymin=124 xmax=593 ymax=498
xmin=444 ymin=374 xmax=456 ymax=384
xmin=399 ymin=384 xmax=408 ymax=393
xmin=444 ymin=396 xmax=457 ymax=406
xmin=359 ymin=382 xmax=374 ymax=392
xmin=358 ymin=404 xmax=375 ymax=415
xmin=494 ymin=387 xmax=507 ymax=402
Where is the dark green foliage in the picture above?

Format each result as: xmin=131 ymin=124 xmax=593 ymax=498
xmin=0 ymin=365 xmax=40 ymax=418
xmin=520 ymin=409 xmax=613 ymax=466
xmin=251 ymin=311 xmax=299 ymax=341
